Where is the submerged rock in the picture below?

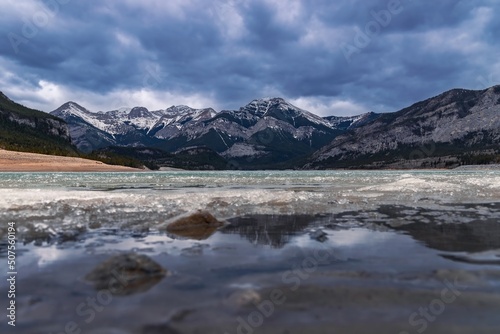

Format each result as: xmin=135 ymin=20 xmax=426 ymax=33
xmin=310 ymin=229 xmax=328 ymax=242
xmin=166 ymin=210 xmax=224 ymax=240
xmin=85 ymin=253 xmax=166 ymax=295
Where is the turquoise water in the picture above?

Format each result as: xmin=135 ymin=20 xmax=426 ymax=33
xmin=1 ymin=169 xmax=499 ymax=245
xmin=1 ymin=170 xmax=499 ymax=223
xmin=0 ymin=170 xmax=498 ymax=190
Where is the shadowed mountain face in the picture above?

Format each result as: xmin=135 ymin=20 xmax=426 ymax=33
xmin=307 ymin=86 xmax=500 ymax=169
xmin=0 ymin=92 xmax=77 ymax=156
xmin=50 ymin=98 xmax=374 ymax=169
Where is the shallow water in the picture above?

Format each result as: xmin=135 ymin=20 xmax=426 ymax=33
xmin=1 ymin=170 xmax=499 ymax=232
xmin=1 ymin=171 xmax=500 ymax=333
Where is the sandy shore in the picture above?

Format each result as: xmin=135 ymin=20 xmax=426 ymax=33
xmin=0 ymin=149 xmax=142 ymax=172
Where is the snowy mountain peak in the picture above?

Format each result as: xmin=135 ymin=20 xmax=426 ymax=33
xmin=241 ymin=97 xmax=301 ymax=119
xmin=239 ymin=97 xmax=334 ymax=129
xmin=247 ymin=97 xmax=286 ymax=106
xmin=128 ymin=107 xmax=152 ymax=119
xmin=161 ymin=105 xmax=217 ymax=120
xmin=166 ymin=105 xmax=195 ymax=113
xmin=258 ymin=97 xmax=287 ymax=103
xmin=67 ymin=101 xmax=85 ymax=109
xmin=52 ymin=101 xmax=90 ymax=117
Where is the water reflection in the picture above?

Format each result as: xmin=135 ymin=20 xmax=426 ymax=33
xmin=220 ymin=206 xmax=500 ymax=256
xmin=393 ymin=220 xmax=500 ymax=253
xmin=221 ymin=215 xmax=320 ymax=248
xmin=4 ymin=204 xmax=500 ymax=260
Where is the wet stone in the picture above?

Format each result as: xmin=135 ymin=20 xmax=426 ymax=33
xmin=166 ymin=210 xmax=224 ymax=240
xmin=85 ymin=253 xmax=166 ymax=296
xmin=310 ymin=229 xmax=328 ymax=242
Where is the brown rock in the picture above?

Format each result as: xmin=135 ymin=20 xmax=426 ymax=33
xmin=166 ymin=210 xmax=224 ymax=240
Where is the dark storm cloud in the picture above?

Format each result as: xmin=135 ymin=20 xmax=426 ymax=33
xmin=1 ymin=0 xmax=499 ymax=115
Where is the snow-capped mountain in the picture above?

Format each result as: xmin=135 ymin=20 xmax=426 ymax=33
xmin=51 ymin=98 xmax=372 ymax=168
xmin=149 ymin=105 xmax=217 ymax=138
xmin=49 ymin=86 xmax=500 ymax=169
xmin=240 ymin=97 xmax=333 ymax=128
xmin=51 ymin=102 xmax=219 ymax=153
xmin=51 ymin=102 xmax=117 ymax=152
xmin=52 ymin=102 xmax=217 ymax=136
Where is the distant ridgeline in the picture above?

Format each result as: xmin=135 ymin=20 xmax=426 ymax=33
xmin=0 ymin=92 xmax=77 ymax=156
xmin=1 ymin=85 xmax=499 ymax=170
xmin=50 ymin=97 xmax=378 ymax=170
xmin=51 ymin=86 xmax=500 ymax=170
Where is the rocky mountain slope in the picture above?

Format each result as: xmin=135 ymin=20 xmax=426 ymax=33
xmin=0 ymin=92 xmax=77 ymax=156
xmin=52 ymin=98 xmax=374 ymax=168
xmin=48 ymin=85 xmax=500 ymax=170
xmin=306 ymin=86 xmax=500 ymax=169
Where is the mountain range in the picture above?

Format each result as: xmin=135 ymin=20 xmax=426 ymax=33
xmin=1 ymin=85 xmax=499 ymax=170
xmin=51 ymin=97 xmax=376 ymax=169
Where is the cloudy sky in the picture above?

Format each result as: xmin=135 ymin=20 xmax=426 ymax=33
xmin=1 ymin=0 xmax=499 ymax=116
